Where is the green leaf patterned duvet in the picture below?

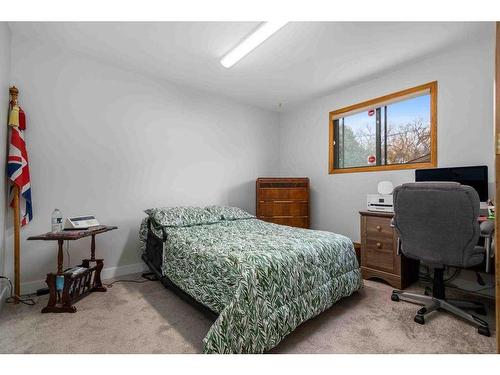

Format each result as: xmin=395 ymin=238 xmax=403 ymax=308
xmin=140 ymin=218 xmax=362 ymax=353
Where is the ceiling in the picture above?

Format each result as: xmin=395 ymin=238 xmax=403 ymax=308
xmin=8 ymin=22 xmax=491 ymax=111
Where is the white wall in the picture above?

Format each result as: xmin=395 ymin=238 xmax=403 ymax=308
xmin=6 ymin=35 xmax=280 ymax=292
xmin=0 ymin=23 xmax=11 ymax=301
xmin=279 ymin=26 xmax=495 ymax=242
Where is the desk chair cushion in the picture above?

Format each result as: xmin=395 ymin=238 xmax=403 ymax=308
xmin=393 ymin=182 xmax=482 ymax=268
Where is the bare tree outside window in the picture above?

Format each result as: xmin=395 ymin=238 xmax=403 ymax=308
xmin=386 ymin=118 xmax=431 ymax=164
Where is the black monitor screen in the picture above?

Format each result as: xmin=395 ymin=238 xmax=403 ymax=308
xmin=415 ymin=166 xmax=488 ymax=201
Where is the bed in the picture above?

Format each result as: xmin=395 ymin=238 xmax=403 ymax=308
xmin=139 ymin=206 xmax=362 ymax=354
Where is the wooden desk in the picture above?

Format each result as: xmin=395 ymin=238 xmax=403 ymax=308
xmin=359 ymin=211 xmax=495 ymax=287
xmin=28 ymin=225 xmax=117 ymax=313
xmin=359 ymin=211 xmax=419 ymax=289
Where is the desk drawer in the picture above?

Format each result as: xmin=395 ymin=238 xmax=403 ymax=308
xmin=365 ymin=215 xmax=393 ymax=240
xmin=363 ymin=238 xmax=395 ymax=273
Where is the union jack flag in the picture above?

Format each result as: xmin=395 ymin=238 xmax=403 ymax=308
xmin=7 ymin=101 xmax=32 ymax=226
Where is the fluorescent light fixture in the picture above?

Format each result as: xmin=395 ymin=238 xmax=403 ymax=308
xmin=221 ymin=21 xmax=289 ymax=68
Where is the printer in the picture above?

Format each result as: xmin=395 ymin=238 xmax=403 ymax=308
xmin=367 ymin=181 xmax=394 ymax=213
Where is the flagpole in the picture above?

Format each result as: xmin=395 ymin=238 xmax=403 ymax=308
xmin=9 ymin=86 xmax=21 ymax=302
xmin=13 ymin=186 xmax=20 ymax=301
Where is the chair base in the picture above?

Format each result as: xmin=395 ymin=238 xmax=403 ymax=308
xmin=391 ymin=290 xmax=490 ymax=337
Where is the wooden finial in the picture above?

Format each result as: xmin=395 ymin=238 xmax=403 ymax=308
xmin=8 ymin=86 xmax=20 ymax=128
xmin=9 ymin=86 xmax=19 ymax=104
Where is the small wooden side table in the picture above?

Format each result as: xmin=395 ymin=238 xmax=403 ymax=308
xmin=28 ymin=225 xmax=117 ymax=313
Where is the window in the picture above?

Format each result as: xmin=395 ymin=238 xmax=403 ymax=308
xmin=329 ymin=82 xmax=437 ymax=174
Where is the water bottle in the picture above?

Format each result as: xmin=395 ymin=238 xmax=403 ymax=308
xmin=51 ymin=209 xmax=63 ymax=232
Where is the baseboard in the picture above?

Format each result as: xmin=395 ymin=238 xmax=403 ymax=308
xmin=100 ymin=262 xmax=148 ymax=281
xmin=20 ymin=262 xmax=148 ymax=295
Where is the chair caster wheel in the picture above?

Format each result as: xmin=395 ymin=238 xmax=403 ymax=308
xmin=391 ymin=293 xmax=400 ymax=302
xmin=414 ymin=315 xmax=425 ymax=325
xmin=475 ymin=308 xmax=487 ymax=316
xmin=417 ymin=307 xmax=427 ymax=315
xmin=478 ymin=326 xmax=490 ymax=337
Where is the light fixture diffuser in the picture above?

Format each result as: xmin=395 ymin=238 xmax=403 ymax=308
xmin=221 ymin=21 xmax=288 ymax=68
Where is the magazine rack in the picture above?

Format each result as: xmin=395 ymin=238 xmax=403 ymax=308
xmin=27 ymin=225 xmax=117 ymax=313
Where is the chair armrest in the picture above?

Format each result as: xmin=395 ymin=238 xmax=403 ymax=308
xmin=390 ymin=218 xmax=401 ymax=255
xmin=480 ymin=220 xmax=494 ymax=238
xmin=396 ymin=238 xmax=402 ymax=256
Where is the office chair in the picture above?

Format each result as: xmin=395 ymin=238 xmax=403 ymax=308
xmin=390 ymin=182 xmax=490 ymax=337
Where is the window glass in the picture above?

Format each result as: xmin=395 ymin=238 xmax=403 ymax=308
xmin=386 ymin=94 xmax=431 ymax=165
xmin=336 ymin=111 xmax=377 ymax=168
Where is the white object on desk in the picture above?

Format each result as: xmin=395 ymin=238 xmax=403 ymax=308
xmin=367 ymin=181 xmax=394 ymax=213
xmin=64 ymin=215 xmax=100 ymax=230
xmin=367 ymin=194 xmax=394 ymax=212
xmin=377 ymin=181 xmax=394 ymax=195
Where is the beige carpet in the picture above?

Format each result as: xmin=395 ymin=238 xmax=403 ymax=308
xmin=0 ymin=274 xmax=496 ymax=354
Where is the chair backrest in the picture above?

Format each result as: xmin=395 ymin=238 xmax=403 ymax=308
xmin=392 ymin=182 xmax=480 ymax=267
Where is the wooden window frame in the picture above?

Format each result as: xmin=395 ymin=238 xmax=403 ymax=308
xmin=329 ymin=81 xmax=438 ymax=174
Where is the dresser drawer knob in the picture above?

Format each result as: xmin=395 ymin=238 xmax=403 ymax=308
xmin=376 ymin=242 xmax=382 ymax=249
xmin=376 ymin=225 xmax=382 ymax=231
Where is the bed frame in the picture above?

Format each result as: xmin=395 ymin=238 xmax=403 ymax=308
xmin=142 ymin=223 xmax=219 ymax=322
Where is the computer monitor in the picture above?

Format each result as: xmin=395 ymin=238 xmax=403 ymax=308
xmin=415 ymin=165 xmax=489 ymax=202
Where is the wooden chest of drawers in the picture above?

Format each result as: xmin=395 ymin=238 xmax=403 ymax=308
xmin=360 ymin=210 xmax=419 ymax=289
xmin=256 ymin=178 xmax=310 ymax=228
